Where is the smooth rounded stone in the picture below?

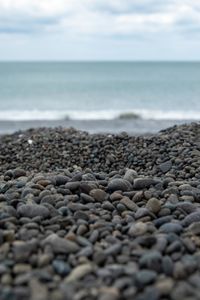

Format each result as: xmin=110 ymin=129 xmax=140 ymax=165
xmin=17 ymin=204 xmax=50 ymax=219
xmin=102 ymin=201 xmax=115 ymax=211
xmin=98 ymin=287 xmax=120 ymax=300
xmin=29 ymin=278 xmax=48 ymax=300
xmin=173 ymin=262 xmax=187 ymax=279
xmin=107 ymin=179 xmax=132 ymax=192
xmin=123 ymin=169 xmax=138 ymax=184
xmin=13 ymin=169 xmax=26 ymax=178
xmin=187 ymin=222 xmax=200 ymax=235
xmin=90 ymin=189 xmax=108 ymax=202
xmin=80 ymin=193 xmax=95 ymax=203
xmin=77 ymin=224 xmax=88 ymax=236
xmin=159 ymin=222 xmax=183 ymax=234
xmin=13 ymin=264 xmax=31 ymax=274
xmin=12 ymin=240 xmax=38 ymax=260
xmin=159 ymin=160 xmax=172 ymax=173
xmin=139 ymin=251 xmax=162 ymax=271
xmin=132 ymin=191 xmax=144 ymax=202
xmin=171 ymin=281 xmax=197 ymax=300
xmin=74 ymin=211 xmax=89 ymax=221
xmin=104 ymin=243 xmax=122 ymax=256
xmin=182 ymin=212 xmax=200 ymax=227
xmin=68 ymin=202 xmax=88 ymax=211
xmin=155 ymin=278 xmax=174 ymax=296
xmin=64 ymin=263 xmax=94 ymax=283
xmin=128 ymin=222 xmax=148 ymax=237
xmin=146 ymin=198 xmax=161 ymax=214
xmin=134 ymin=178 xmax=157 ymax=190
xmin=154 ymin=216 xmax=172 ymax=227
xmin=65 ymin=181 xmax=80 ymax=191
xmin=175 ymin=202 xmax=196 ymax=214
xmin=42 ymin=233 xmax=80 ymax=254
xmin=120 ymin=196 xmax=138 ymax=212
xmin=135 ymin=270 xmax=157 ymax=287
xmin=52 ymin=260 xmax=71 ymax=276
xmin=21 ymin=188 xmax=34 ymax=198
xmin=135 ymin=208 xmax=155 ymax=219
xmin=77 ymin=246 xmax=93 ymax=258
xmin=54 ymin=175 xmax=69 ymax=186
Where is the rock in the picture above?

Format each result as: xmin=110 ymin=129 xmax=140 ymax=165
xmin=123 ymin=169 xmax=137 ymax=184
xmin=52 ymin=260 xmax=71 ymax=276
xmin=128 ymin=222 xmax=148 ymax=236
xmin=159 ymin=160 xmax=172 ymax=173
xmin=146 ymin=198 xmax=161 ymax=214
xmin=13 ymin=169 xmax=26 ymax=178
xmin=17 ymin=204 xmax=50 ymax=219
xmin=182 ymin=212 xmax=200 ymax=227
xmin=134 ymin=178 xmax=156 ymax=189
xmin=120 ymin=196 xmax=138 ymax=211
xmin=64 ymin=263 xmax=94 ymax=282
xmin=160 ymin=222 xmax=183 ymax=234
xmin=139 ymin=251 xmax=162 ymax=271
xmin=107 ymin=179 xmax=132 ymax=192
xmin=29 ymin=278 xmax=48 ymax=300
xmin=42 ymin=234 xmax=80 ymax=254
xmin=187 ymin=222 xmax=200 ymax=235
xmin=90 ymin=189 xmax=107 ymax=202
xmin=135 ymin=270 xmax=157 ymax=287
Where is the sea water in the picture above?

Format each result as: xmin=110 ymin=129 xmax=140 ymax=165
xmin=0 ymin=62 xmax=200 ymax=133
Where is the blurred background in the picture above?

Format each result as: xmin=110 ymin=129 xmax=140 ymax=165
xmin=0 ymin=1 xmax=200 ymax=135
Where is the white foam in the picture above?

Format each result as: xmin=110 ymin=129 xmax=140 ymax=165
xmin=0 ymin=109 xmax=199 ymax=121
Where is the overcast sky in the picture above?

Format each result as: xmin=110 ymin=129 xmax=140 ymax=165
xmin=0 ymin=0 xmax=200 ymax=61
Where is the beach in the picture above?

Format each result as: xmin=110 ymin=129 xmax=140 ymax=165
xmin=1 ymin=122 xmax=200 ymax=299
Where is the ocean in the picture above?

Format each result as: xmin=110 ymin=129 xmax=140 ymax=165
xmin=0 ymin=61 xmax=200 ymax=134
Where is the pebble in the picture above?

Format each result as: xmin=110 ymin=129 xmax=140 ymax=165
xmin=107 ymin=179 xmax=132 ymax=192
xmin=146 ymin=198 xmax=161 ymax=214
xmin=64 ymin=263 xmax=94 ymax=282
xmin=42 ymin=233 xmax=80 ymax=254
xmin=135 ymin=270 xmax=157 ymax=287
xmin=159 ymin=222 xmax=183 ymax=234
xmin=17 ymin=204 xmax=50 ymax=219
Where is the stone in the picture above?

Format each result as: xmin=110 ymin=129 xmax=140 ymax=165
xmin=90 ymin=189 xmax=107 ymax=202
xmin=120 ymin=196 xmax=138 ymax=211
xmin=107 ymin=179 xmax=132 ymax=192
xmin=160 ymin=222 xmax=183 ymax=234
xmin=134 ymin=178 xmax=156 ymax=189
xmin=64 ymin=263 xmax=94 ymax=282
xmin=42 ymin=234 xmax=80 ymax=254
xmin=159 ymin=160 xmax=172 ymax=173
xmin=146 ymin=198 xmax=161 ymax=214
xmin=17 ymin=204 xmax=50 ymax=219
xmin=135 ymin=270 xmax=157 ymax=287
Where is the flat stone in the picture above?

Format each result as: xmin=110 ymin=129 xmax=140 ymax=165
xmin=159 ymin=160 xmax=172 ymax=173
xmin=64 ymin=263 xmax=94 ymax=282
xmin=134 ymin=178 xmax=156 ymax=189
xmin=107 ymin=179 xmax=132 ymax=192
xmin=120 ymin=196 xmax=138 ymax=211
xmin=160 ymin=222 xmax=183 ymax=234
xmin=90 ymin=189 xmax=108 ymax=202
xmin=42 ymin=233 xmax=80 ymax=254
xmin=17 ymin=204 xmax=50 ymax=219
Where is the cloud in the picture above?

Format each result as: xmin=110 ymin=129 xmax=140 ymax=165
xmin=0 ymin=0 xmax=200 ymax=38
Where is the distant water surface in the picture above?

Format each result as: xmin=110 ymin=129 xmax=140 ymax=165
xmin=0 ymin=62 xmax=199 ymax=133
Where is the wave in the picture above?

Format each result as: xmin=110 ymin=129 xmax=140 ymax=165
xmin=0 ymin=109 xmax=199 ymax=121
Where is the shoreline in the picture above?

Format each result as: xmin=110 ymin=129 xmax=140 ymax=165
xmin=1 ymin=122 xmax=200 ymax=299
xmin=0 ymin=118 xmax=196 ymax=135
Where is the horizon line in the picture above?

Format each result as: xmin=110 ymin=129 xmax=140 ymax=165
xmin=0 ymin=59 xmax=200 ymax=63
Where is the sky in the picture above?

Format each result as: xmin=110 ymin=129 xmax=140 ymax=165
xmin=0 ymin=0 xmax=200 ymax=61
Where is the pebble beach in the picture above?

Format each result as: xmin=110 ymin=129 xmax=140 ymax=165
xmin=1 ymin=122 xmax=200 ymax=300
